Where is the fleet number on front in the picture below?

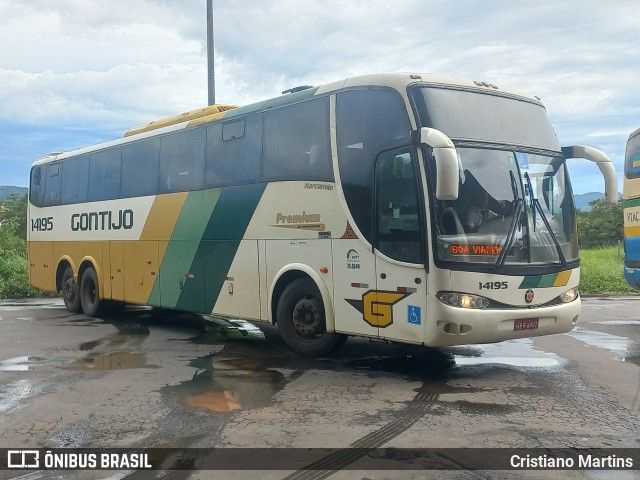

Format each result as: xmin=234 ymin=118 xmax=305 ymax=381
xmin=479 ymin=281 xmax=508 ymax=290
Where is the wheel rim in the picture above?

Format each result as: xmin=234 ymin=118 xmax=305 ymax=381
xmin=292 ymin=295 xmax=323 ymax=339
xmin=63 ymin=279 xmax=75 ymax=302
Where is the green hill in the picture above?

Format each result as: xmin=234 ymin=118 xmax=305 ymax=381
xmin=0 ymin=186 xmax=28 ymax=201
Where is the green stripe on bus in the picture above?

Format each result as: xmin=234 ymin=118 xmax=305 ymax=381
xmin=149 ymin=189 xmax=221 ymax=308
xmin=537 ymin=274 xmax=557 ymax=288
xmin=176 ymin=183 xmax=267 ymax=313
xmin=518 ymin=273 xmax=561 ymax=289
xmin=519 ymin=276 xmax=541 ymax=289
xmin=623 ymin=198 xmax=640 ymax=209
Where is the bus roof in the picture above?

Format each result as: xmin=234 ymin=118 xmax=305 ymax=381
xmin=32 ymin=72 xmax=543 ymax=166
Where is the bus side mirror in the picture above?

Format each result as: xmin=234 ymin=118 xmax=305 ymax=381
xmin=419 ymin=127 xmax=459 ymax=200
xmin=561 ymin=145 xmax=618 ymax=204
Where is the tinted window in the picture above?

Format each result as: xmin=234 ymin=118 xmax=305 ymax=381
xmin=376 ymin=150 xmax=422 ymax=263
xmin=30 ymin=166 xmax=44 ymax=207
xmin=44 ymin=163 xmax=61 ymax=207
xmin=337 ymin=88 xmax=411 ymax=242
xmin=413 ymin=87 xmax=560 ymax=150
xmin=223 ymin=119 xmax=245 ymax=141
xmin=625 ymin=131 xmax=640 ymax=179
xmin=89 ymin=148 xmax=121 ymax=202
xmin=121 ymin=138 xmax=160 ymax=197
xmin=206 ymin=115 xmax=261 ymax=187
xmin=160 ymin=128 xmax=205 ymax=193
xmin=263 ymin=97 xmax=332 ymax=181
xmin=61 ymin=155 xmax=89 ymax=204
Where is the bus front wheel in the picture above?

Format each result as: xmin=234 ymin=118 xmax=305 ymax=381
xmin=61 ymin=266 xmax=81 ymax=313
xmin=80 ymin=267 xmax=101 ymax=317
xmin=276 ymin=278 xmax=347 ymax=357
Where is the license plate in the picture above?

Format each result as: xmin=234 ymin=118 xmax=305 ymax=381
xmin=514 ymin=318 xmax=539 ymax=331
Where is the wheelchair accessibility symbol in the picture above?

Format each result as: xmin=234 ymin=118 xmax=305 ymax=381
xmin=408 ymin=305 xmax=421 ymax=325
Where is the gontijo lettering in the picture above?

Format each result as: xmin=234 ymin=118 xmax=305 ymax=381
xmin=71 ymin=209 xmax=133 ymax=231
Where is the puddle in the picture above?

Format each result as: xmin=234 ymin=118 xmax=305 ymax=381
xmin=162 ymin=353 xmax=287 ymax=413
xmin=192 ymin=319 xmax=266 ymax=344
xmin=65 ymin=351 xmax=158 ymax=371
xmin=593 ymin=320 xmax=640 ymax=326
xmin=566 ymin=328 xmax=634 ymax=355
xmin=452 ymin=339 xmax=563 ymax=368
xmin=0 ymin=298 xmax=64 ymax=311
xmin=0 ymin=379 xmax=38 ymax=415
xmin=0 ymin=356 xmax=44 ymax=372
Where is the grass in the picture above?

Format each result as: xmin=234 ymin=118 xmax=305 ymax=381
xmin=579 ymin=246 xmax=637 ymax=295
xmin=0 ymin=246 xmax=635 ymax=298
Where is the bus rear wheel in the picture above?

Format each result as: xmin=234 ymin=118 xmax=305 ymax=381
xmin=61 ymin=266 xmax=81 ymax=313
xmin=80 ymin=267 xmax=101 ymax=317
xmin=276 ymin=278 xmax=347 ymax=357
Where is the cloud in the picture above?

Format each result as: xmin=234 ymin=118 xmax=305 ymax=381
xmin=0 ymin=0 xmax=638 ymax=193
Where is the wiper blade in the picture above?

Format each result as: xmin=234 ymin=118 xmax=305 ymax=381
xmin=495 ymin=199 xmax=524 ymax=269
xmin=524 ymin=173 xmax=567 ymax=266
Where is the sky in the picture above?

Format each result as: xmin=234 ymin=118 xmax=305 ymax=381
xmin=0 ymin=0 xmax=638 ymax=194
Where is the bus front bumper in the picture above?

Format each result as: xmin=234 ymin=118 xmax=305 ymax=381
xmin=424 ymin=296 xmax=581 ymax=347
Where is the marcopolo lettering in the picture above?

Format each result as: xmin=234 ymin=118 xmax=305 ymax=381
xmin=71 ymin=210 xmax=134 ymax=231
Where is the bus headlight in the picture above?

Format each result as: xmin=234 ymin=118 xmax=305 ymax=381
xmin=437 ymin=292 xmax=490 ymax=309
xmin=559 ymin=287 xmax=579 ymax=303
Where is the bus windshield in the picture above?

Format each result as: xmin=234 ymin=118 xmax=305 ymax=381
xmin=411 ymin=85 xmax=577 ymax=269
xmin=434 ymin=148 xmax=577 ymax=267
xmin=414 ymin=86 xmax=561 ymax=150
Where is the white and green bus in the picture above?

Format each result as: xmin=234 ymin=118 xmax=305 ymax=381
xmin=28 ymin=73 xmax=617 ymax=357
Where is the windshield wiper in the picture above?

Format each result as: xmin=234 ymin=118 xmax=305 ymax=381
xmin=524 ymin=172 xmax=567 ymax=267
xmin=495 ymin=171 xmax=524 ymax=269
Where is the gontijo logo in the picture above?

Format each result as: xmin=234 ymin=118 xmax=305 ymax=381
xmin=346 ymin=290 xmax=413 ymax=327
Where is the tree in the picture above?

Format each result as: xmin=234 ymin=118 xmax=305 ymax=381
xmin=0 ymin=193 xmax=28 ymax=240
xmin=576 ymin=198 xmax=623 ymax=248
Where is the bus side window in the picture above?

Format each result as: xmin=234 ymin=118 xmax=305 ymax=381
xmin=122 ymin=139 xmax=159 ymax=198
xmin=44 ymin=163 xmax=61 ymax=207
xmin=89 ymin=148 xmax=122 ymax=202
xmin=336 ymin=88 xmax=411 ymax=244
xmin=206 ymin=115 xmax=261 ymax=187
xmin=375 ymin=150 xmax=422 ymax=264
xmin=262 ymin=97 xmax=332 ymax=182
xmin=30 ymin=166 xmax=44 ymax=207
xmin=61 ymin=155 xmax=89 ymax=204
xmin=160 ymin=128 xmax=205 ymax=194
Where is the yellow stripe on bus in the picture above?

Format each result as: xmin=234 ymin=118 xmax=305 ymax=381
xmin=633 ymin=160 xmax=640 ymax=168
xmin=552 ymin=270 xmax=571 ymax=287
xmin=140 ymin=192 xmax=189 ymax=263
xmin=625 ymin=226 xmax=640 ymax=237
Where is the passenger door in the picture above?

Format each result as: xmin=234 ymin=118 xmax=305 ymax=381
xmin=373 ymin=149 xmax=427 ymax=344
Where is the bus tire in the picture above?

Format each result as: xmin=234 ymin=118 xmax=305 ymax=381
xmin=80 ymin=267 xmax=101 ymax=317
xmin=61 ymin=266 xmax=82 ymax=314
xmin=276 ymin=278 xmax=347 ymax=357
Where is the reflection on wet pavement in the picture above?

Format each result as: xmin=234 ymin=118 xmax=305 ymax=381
xmin=191 ymin=319 xmax=266 ymax=345
xmin=163 ymin=352 xmax=289 ymax=414
xmin=452 ymin=339 xmax=563 ymax=368
xmin=63 ymin=319 xmax=157 ymax=371
xmin=66 ymin=351 xmax=157 ymax=371
xmin=566 ymin=328 xmax=640 ymax=366
xmin=0 ymin=356 xmax=41 ymax=372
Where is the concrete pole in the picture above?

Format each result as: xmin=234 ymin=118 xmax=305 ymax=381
xmin=207 ymin=0 xmax=215 ymax=105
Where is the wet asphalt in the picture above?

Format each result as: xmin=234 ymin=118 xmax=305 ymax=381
xmin=0 ymin=297 xmax=639 ymax=480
